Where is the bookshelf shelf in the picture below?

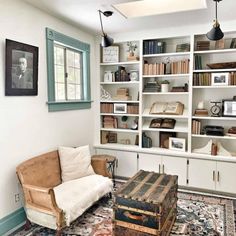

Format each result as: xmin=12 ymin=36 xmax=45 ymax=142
xmin=101 ymin=113 xmax=138 ymax=117
xmin=100 ymin=100 xmax=140 ymax=103
xmin=143 ymin=121 xmax=188 ymax=133
xmin=100 ymin=81 xmax=139 ymax=85
xmin=193 ymin=69 xmax=236 ymax=73
xmin=100 ymin=61 xmax=140 ymax=66
xmin=143 ymin=74 xmax=190 ymax=78
xmin=192 ymin=85 xmax=236 ymax=89
xmin=143 ymin=52 xmax=190 ymax=57
xmin=142 ymin=92 xmax=189 ymax=95
xmin=192 ymin=134 xmax=236 ymax=140
xmin=142 ymin=108 xmax=189 ymax=119
xmin=101 ymin=128 xmax=139 ymax=133
xmin=192 ymin=116 xmax=236 ymax=121
xmin=194 ymin=48 xmax=236 ymax=54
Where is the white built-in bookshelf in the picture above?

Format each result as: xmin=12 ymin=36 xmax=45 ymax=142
xmin=96 ymin=32 xmax=236 ymax=194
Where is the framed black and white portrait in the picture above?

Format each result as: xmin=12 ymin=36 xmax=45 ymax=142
xmin=5 ymin=39 xmax=38 ymax=96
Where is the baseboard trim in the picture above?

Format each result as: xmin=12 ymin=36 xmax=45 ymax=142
xmin=0 ymin=207 xmax=26 ymax=235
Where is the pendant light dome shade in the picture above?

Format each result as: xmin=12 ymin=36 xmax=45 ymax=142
xmin=98 ymin=10 xmax=114 ymax=47
xmin=101 ymin=34 xmax=114 ymax=47
xmin=206 ymin=24 xmax=224 ymax=41
xmin=206 ymin=0 xmax=224 ymax=41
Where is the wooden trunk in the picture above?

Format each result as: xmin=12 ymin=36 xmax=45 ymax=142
xmin=113 ymin=170 xmax=178 ymax=236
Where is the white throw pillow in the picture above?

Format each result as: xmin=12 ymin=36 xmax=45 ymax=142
xmin=58 ymin=145 xmax=95 ymax=182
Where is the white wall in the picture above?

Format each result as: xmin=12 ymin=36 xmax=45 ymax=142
xmin=0 ymin=0 xmax=96 ymax=218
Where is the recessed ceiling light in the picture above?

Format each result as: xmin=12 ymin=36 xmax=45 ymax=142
xmin=113 ymin=0 xmax=207 ymax=18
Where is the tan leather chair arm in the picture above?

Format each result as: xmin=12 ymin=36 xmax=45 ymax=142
xmin=91 ymin=155 xmax=113 ymax=178
xmin=22 ymin=184 xmax=62 ymax=217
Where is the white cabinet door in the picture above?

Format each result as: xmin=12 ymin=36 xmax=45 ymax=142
xmin=162 ymin=156 xmax=187 ymax=186
xmin=116 ymin=151 xmax=138 ymax=178
xmin=188 ymin=159 xmax=216 ymax=190
xmin=216 ymin=162 xmax=236 ymax=194
xmin=138 ymin=153 xmax=162 ymax=173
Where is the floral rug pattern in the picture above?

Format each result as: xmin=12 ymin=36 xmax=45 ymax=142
xmin=11 ymin=192 xmax=235 ymax=236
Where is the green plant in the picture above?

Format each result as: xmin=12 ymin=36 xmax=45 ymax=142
xmin=127 ymin=42 xmax=137 ymax=53
xmin=161 ymin=80 xmax=170 ymax=84
xmin=121 ymin=116 xmax=128 ymax=122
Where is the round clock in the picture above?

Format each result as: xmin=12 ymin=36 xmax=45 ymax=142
xmin=210 ymin=101 xmax=221 ymax=117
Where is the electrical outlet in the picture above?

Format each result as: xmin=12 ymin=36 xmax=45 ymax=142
xmin=15 ymin=193 xmax=20 ymax=203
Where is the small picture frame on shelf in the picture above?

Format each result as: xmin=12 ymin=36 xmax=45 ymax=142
xmin=169 ymin=137 xmax=186 ymax=152
xmin=102 ymin=46 xmax=119 ymax=63
xmin=159 ymin=132 xmax=176 ymax=149
xmin=108 ymin=132 xmax=117 ymax=143
xmin=114 ymin=103 xmax=127 ymax=114
xmin=211 ymin=73 xmax=229 ymax=86
xmin=222 ymin=100 xmax=236 ymax=117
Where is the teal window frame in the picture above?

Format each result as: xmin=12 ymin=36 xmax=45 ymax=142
xmin=46 ymin=28 xmax=91 ymax=111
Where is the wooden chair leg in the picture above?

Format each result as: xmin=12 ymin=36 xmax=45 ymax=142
xmin=24 ymin=219 xmax=31 ymax=230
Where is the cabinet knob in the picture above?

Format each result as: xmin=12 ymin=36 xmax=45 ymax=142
xmin=162 ymin=164 xmax=165 ymax=173
xmin=159 ymin=164 xmax=161 ymax=173
xmin=217 ymin=171 xmax=220 ymax=182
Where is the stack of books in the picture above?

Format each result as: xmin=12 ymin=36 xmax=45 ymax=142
xmin=194 ymin=109 xmax=208 ymax=116
xmin=196 ymin=41 xmax=210 ymax=51
xmin=103 ymin=116 xmax=117 ymax=128
xmin=229 ymin=72 xmax=236 ymax=85
xmin=194 ymin=55 xmax=203 ymax=70
xmin=192 ymin=119 xmax=201 ymax=134
xmin=176 ymin=43 xmax=190 ymax=52
xmin=113 ymin=88 xmax=132 ymax=101
xmin=143 ymin=80 xmax=160 ymax=92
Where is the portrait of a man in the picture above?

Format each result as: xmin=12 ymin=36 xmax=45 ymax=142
xmin=11 ymin=50 xmax=33 ymax=89
xmin=5 ymin=39 xmax=38 ymax=96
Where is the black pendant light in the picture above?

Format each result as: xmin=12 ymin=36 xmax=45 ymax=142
xmin=206 ymin=0 xmax=224 ymax=41
xmin=98 ymin=10 xmax=114 ymax=47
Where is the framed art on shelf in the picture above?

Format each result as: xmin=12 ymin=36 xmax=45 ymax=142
xmin=5 ymin=39 xmax=38 ymax=96
xmin=102 ymin=46 xmax=119 ymax=63
xmin=222 ymin=100 xmax=236 ymax=117
xmin=169 ymin=137 xmax=186 ymax=152
xmin=211 ymin=73 xmax=229 ymax=86
xmin=114 ymin=103 xmax=127 ymax=114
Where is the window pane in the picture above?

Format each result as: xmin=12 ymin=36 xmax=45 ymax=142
xmin=67 ymin=50 xmax=74 ymax=67
xmin=74 ymin=68 xmax=81 ymax=84
xmin=54 ymin=46 xmax=64 ymax=65
xmin=55 ymin=82 xmax=65 ymax=100
xmin=67 ymin=84 xmax=76 ymax=100
xmin=54 ymin=65 xmax=65 ymax=83
xmin=67 ymin=67 xmax=75 ymax=83
xmin=74 ymin=53 xmax=80 ymax=68
xmin=75 ymin=85 xmax=81 ymax=99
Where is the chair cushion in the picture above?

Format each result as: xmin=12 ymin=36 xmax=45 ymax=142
xmin=53 ymin=174 xmax=113 ymax=226
xmin=58 ymin=145 xmax=95 ymax=182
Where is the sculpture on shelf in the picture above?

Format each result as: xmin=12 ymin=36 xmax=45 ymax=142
xmin=100 ymin=85 xmax=111 ymax=101
xmin=193 ymin=139 xmax=231 ymax=156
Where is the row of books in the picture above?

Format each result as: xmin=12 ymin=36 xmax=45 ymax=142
xmin=143 ymin=63 xmax=166 ymax=75
xmin=103 ymin=116 xmax=118 ymax=129
xmin=193 ymin=73 xmax=211 ymax=86
xmin=195 ymin=41 xmax=210 ymax=51
xmin=194 ymin=55 xmax=203 ymax=70
xmin=143 ymin=40 xmax=166 ymax=55
xmin=193 ymin=72 xmax=236 ymax=86
xmin=170 ymin=59 xmax=190 ymax=74
xmin=192 ymin=119 xmax=201 ymax=134
xmin=100 ymin=103 xmax=139 ymax=114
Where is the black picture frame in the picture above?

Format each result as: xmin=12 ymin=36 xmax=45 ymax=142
xmin=222 ymin=100 xmax=236 ymax=117
xmin=5 ymin=39 xmax=38 ymax=96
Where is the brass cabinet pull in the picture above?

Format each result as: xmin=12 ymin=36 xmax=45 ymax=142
xmin=213 ymin=171 xmax=215 ymax=181
xmin=162 ymin=164 xmax=165 ymax=173
xmin=217 ymin=171 xmax=220 ymax=182
xmin=159 ymin=164 xmax=161 ymax=173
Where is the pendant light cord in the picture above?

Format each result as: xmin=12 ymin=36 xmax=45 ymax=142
xmin=99 ymin=10 xmax=105 ymax=36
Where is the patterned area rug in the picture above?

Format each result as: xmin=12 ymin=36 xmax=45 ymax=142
xmin=11 ymin=191 xmax=235 ymax=236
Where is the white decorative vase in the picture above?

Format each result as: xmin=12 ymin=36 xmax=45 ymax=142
xmin=161 ymin=84 xmax=169 ymax=93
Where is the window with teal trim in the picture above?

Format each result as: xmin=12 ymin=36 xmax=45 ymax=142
xmin=46 ymin=28 xmax=91 ymax=111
